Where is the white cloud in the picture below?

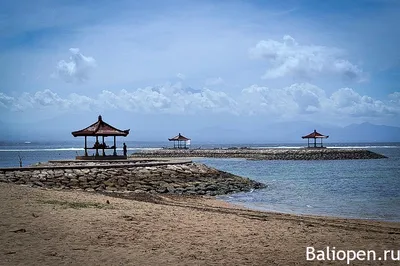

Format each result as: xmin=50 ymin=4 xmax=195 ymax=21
xmin=241 ymin=83 xmax=327 ymax=116
xmin=0 ymin=93 xmax=14 ymax=109
xmin=249 ymin=35 xmax=365 ymax=81
xmin=0 ymin=89 xmax=70 ymax=111
xmin=240 ymin=83 xmax=397 ymax=119
xmin=285 ymin=83 xmax=326 ymax=113
xmin=32 ymin=89 xmax=66 ymax=107
xmin=241 ymin=84 xmax=296 ymax=116
xmin=0 ymin=83 xmax=398 ymax=123
xmin=53 ymin=48 xmax=97 ymax=83
xmin=205 ymin=77 xmax=224 ymax=86
xmin=176 ymin=73 xmax=186 ymax=80
xmin=388 ymin=92 xmax=400 ymax=104
xmin=67 ymin=93 xmax=97 ymax=111
xmin=329 ymin=88 xmax=394 ymax=117
xmin=18 ymin=83 xmax=236 ymax=115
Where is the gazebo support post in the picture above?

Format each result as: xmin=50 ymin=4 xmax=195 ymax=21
xmin=314 ymin=137 xmax=316 ymax=148
xmin=102 ymin=136 xmax=105 ymax=156
xmin=84 ymin=136 xmax=88 ymax=156
xmin=113 ymin=136 xmax=117 ymax=156
xmin=95 ymin=136 xmax=99 ymax=156
xmin=307 ymin=138 xmax=310 ymax=148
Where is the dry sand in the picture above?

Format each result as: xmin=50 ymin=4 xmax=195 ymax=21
xmin=0 ymin=183 xmax=399 ymax=266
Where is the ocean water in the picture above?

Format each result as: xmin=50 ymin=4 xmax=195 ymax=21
xmin=195 ymin=147 xmax=400 ymax=222
xmin=0 ymin=141 xmax=399 ymax=221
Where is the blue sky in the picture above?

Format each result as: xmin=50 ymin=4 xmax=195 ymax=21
xmin=0 ymin=0 xmax=399 ymax=141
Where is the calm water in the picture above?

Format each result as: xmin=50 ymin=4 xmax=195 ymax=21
xmin=195 ymin=147 xmax=400 ymax=222
xmin=1 ymin=141 xmax=399 ymax=221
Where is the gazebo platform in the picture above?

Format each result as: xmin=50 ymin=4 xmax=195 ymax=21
xmin=75 ymin=155 xmax=128 ymax=160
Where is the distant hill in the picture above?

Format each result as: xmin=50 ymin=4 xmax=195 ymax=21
xmin=194 ymin=122 xmax=400 ymax=143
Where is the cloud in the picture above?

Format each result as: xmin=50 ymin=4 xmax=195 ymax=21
xmin=285 ymin=83 xmax=327 ymax=114
xmin=241 ymin=83 xmax=326 ymax=116
xmin=329 ymin=88 xmax=394 ymax=117
xmin=0 ymin=93 xmax=14 ymax=109
xmin=205 ymin=77 xmax=224 ymax=86
xmin=0 ymin=83 xmax=239 ymax=115
xmin=0 ymin=83 xmax=398 ymax=123
xmin=388 ymin=92 xmax=400 ymax=104
xmin=32 ymin=89 xmax=66 ymax=106
xmin=0 ymin=89 xmax=70 ymax=111
xmin=176 ymin=73 xmax=186 ymax=80
xmin=241 ymin=84 xmax=296 ymax=116
xmin=249 ymin=35 xmax=365 ymax=82
xmin=92 ymin=85 xmax=239 ymax=114
xmin=240 ymin=83 xmax=397 ymax=119
xmin=53 ymin=48 xmax=97 ymax=83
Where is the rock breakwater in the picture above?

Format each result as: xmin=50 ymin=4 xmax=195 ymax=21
xmin=130 ymin=148 xmax=387 ymax=160
xmin=0 ymin=160 xmax=265 ymax=196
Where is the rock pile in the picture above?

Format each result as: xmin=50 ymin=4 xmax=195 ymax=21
xmin=130 ymin=148 xmax=387 ymax=160
xmin=0 ymin=162 xmax=266 ymax=196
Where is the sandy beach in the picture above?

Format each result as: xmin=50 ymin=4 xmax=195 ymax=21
xmin=0 ymin=183 xmax=399 ymax=266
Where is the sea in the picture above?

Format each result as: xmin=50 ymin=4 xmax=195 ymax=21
xmin=1 ymin=141 xmax=399 ymax=222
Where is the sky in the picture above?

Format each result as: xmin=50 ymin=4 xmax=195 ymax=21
xmin=0 ymin=0 xmax=399 ymax=142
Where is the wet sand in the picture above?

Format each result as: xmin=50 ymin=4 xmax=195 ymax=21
xmin=0 ymin=183 xmax=399 ymax=265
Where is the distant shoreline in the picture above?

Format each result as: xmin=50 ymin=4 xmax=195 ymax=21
xmin=130 ymin=148 xmax=387 ymax=160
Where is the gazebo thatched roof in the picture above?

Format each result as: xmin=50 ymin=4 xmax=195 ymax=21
xmin=71 ymin=115 xmax=130 ymax=137
xmin=168 ymin=133 xmax=190 ymax=141
xmin=302 ymin=129 xmax=329 ymax=139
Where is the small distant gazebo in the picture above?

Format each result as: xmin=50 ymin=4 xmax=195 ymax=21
xmin=168 ymin=133 xmax=191 ymax=149
xmin=302 ymin=129 xmax=329 ymax=148
xmin=72 ymin=115 xmax=130 ymax=158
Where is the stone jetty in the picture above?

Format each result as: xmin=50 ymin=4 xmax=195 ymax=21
xmin=130 ymin=148 xmax=387 ymax=160
xmin=0 ymin=159 xmax=266 ymax=196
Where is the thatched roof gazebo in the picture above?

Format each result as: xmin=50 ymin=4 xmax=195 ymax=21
xmin=302 ymin=129 xmax=329 ymax=148
xmin=168 ymin=133 xmax=190 ymax=149
xmin=72 ymin=115 xmax=130 ymax=158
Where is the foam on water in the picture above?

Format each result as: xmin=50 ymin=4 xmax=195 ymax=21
xmin=327 ymin=145 xmax=400 ymax=149
xmin=0 ymin=148 xmax=84 ymax=152
xmin=0 ymin=147 xmax=165 ymax=152
xmin=254 ymin=145 xmax=400 ymax=149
